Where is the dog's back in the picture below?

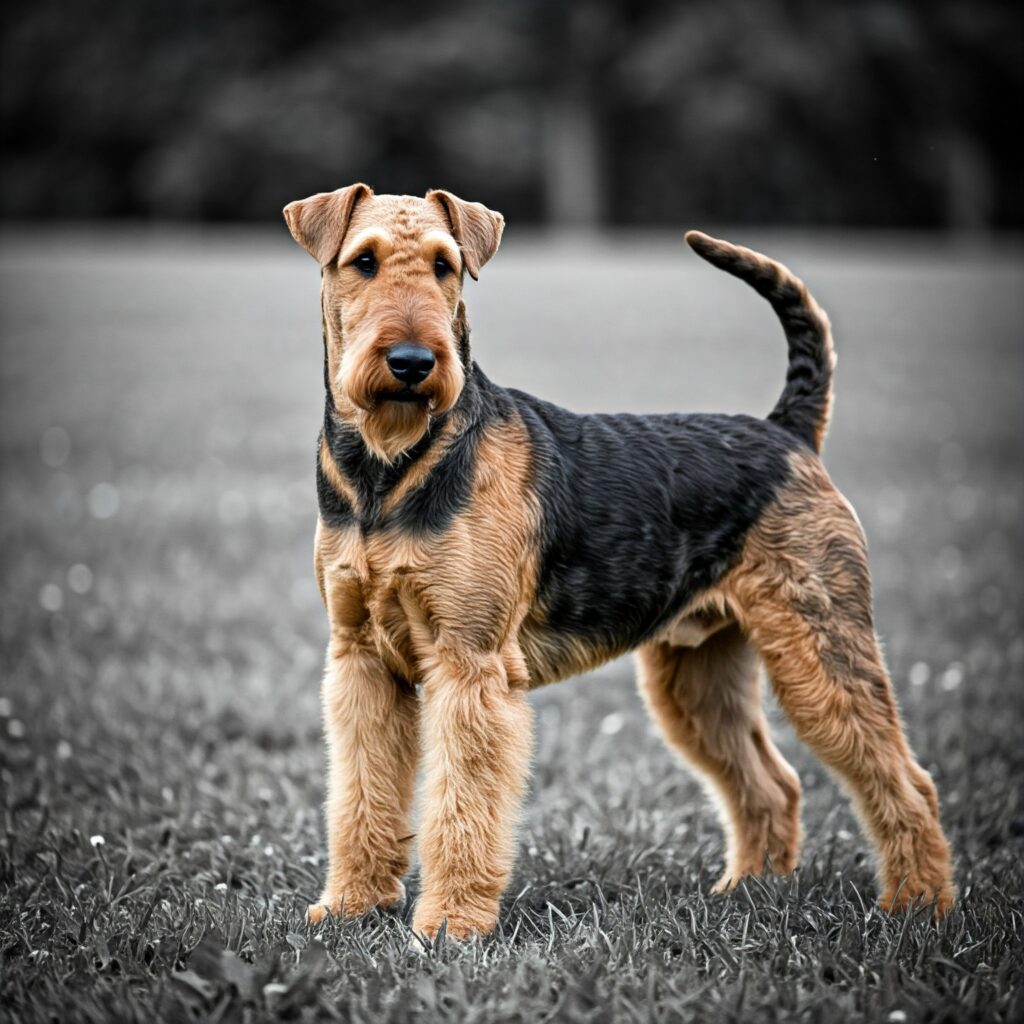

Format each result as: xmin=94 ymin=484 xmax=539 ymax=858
xmin=509 ymin=234 xmax=837 ymax=683
xmin=511 ymin=392 xmax=800 ymax=682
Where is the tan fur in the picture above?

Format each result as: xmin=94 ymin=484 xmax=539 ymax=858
xmin=797 ymin=281 xmax=834 ymax=453
xmin=286 ymin=193 xmax=953 ymax=940
xmin=637 ymin=624 xmax=803 ymax=890
xmin=284 ymin=184 xmax=371 ymax=266
xmin=318 ymin=436 xmax=360 ymax=512
xmin=290 ymin=186 xmax=512 ymax=933
xmin=702 ymin=449 xmax=954 ymax=912
xmin=306 ymin=628 xmax=419 ymax=922
xmin=308 ymin=405 xmax=540 ymax=938
xmin=400 ymin=421 xmax=539 ymax=937
xmin=427 ymin=189 xmax=505 ymax=280
xmin=306 ymin=190 xmax=486 ymax=462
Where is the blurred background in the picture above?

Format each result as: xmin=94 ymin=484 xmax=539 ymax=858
xmin=2 ymin=0 xmax=1022 ymax=229
xmin=2 ymin=4 xmax=1023 ymax=1019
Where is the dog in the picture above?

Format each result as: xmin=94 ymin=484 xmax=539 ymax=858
xmin=283 ymin=184 xmax=955 ymax=940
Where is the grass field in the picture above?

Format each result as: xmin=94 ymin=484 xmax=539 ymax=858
xmin=1 ymin=227 xmax=1022 ymax=1022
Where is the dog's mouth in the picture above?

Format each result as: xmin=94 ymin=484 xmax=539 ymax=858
xmin=379 ymin=388 xmax=430 ymax=404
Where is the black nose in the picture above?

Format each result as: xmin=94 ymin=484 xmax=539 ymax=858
xmin=385 ymin=343 xmax=435 ymax=385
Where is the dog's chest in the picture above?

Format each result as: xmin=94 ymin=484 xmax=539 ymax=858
xmin=318 ymin=523 xmax=424 ymax=678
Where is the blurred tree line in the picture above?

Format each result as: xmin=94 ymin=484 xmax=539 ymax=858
xmin=2 ymin=0 xmax=1021 ymax=227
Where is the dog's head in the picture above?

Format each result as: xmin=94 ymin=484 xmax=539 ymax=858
xmin=284 ymin=184 xmax=503 ymax=462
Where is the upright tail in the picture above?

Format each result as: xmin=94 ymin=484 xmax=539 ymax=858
xmin=685 ymin=230 xmax=836 ymax=454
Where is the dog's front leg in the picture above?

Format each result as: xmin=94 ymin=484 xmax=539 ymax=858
xmin=307 ymin=631 xmax=419 ymax=923
xmin=412 ymin=643 xmax=533 ymax=940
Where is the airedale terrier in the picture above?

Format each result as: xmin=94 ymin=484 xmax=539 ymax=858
xmin=283 ymin=184 xmax=954 ymax=940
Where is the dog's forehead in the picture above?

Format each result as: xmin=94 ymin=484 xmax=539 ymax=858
xmin=348 ymin=194 xmax=452 ymax=243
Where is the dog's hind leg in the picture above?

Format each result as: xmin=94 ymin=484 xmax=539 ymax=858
xmin=724 ymin=454 xmax=955 ymax=913
xmin=636 ymin=622 xmax=803 ymax=892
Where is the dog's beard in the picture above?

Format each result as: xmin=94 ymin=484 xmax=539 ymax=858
xmin=339 ymin=344 xmax=464 ymax=462
xmin=356 ymin=400 xmax=432 ymax=463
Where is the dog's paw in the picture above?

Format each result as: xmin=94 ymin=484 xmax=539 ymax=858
xmin=307 ymin=879 xmax=406 ymax=924
xmin=711 ymin=849 xmax=799 ymax=894
xmin=711 ymin=859 xmax=773 ymax=894
xmin=306 ymin=901 xmax=334 ymax=924
xmin=711 ymin=872 xmax=742 ymax=895
xmin=879 ymin=822 xmax=955 ymax=917
xmin=881 ymin=877 xmax=956 ymax=917
xmin=411 ymin=899 xmax=498 ymax=942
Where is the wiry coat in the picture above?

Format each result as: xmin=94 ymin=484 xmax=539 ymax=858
xmin=284 ymin=187 xmax=954 ymax=940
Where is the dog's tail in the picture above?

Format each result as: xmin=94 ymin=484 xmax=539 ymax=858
xmin=685 ymin=230 xmax=835 ymax=454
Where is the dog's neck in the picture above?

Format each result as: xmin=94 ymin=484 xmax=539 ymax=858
xmin=320 ymin=307 xmax=484 ymax=522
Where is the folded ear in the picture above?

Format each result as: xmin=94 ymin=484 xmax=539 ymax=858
xmin=426 ymin=189 xmax=504 ymax=280
xmin=283 ymin=184 xmax=372 ymax=266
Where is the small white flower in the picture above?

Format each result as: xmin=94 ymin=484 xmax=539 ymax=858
xmin=39 ymin=583 xmax=63 ymax=612
xmin=888 ymin=1012 xmax=907 ymax=1023
xmin=214 ymin=882 xmax=228 ymax=892
xmin=908 ymin=662 xmax=930 ymax=687
xmin=90 ymin=835 xmax=105 ymax=847
xmin=67 ymin=563 xmax=94 ymax=594
xmin=87 ymin=482 xmax=120 ymax=519
xmin=600 ymin=712 xmax=624 ymax=736
xmin=941 ymin=664 xmax=964 ymax=691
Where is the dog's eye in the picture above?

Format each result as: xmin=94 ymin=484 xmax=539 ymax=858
xmin=352 ymin=251 xmax=378 ymax=277
xmin=434 ymin=256 xmax=453 ymax=280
